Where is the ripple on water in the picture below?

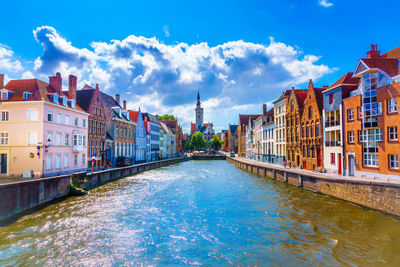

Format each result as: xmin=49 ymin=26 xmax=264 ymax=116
xmin=1 ymin=160 xmax=400 ymax=266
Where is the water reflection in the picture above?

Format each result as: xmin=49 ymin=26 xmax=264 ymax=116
xmin=0 ymin=160 xmax=399 ymax=266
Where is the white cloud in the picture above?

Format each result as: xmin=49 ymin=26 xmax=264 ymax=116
xmin=27 ymin=26 xmax=335 ymax=132
xmin=319 ymin=0 xmax=333 ymax=7
xmin=0 ymin=44 xmax=23 ymax=72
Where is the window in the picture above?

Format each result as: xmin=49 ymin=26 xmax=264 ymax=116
xmin=389 ymin=155 xmax=399 ymax=169
xmin=83 ymin=135 xmax=86 ymax=146
xmin=83 ymin=119 xmax=86 ymax=128
xmin=308 ymin=106 xmax=312 ymax=120
xmin=65 ymin=115 xmax=70 ymax=125
xmin=388 ymin=99 xmax=398 ymax=114
xmin=74 ymin=154 xmax=78 ymax=166
xmin=82 ymin=154 xmax=86 ymax=165
xmin=27 ymin=109 xmax=38 ymax=121
xmin=74 ymin=117 xmax=79 ymax=126
xmin=57 ymin=113 xmax=62 ymax=124
xmin=47 ymin=132 xmax=53 ymax=145
xmin=311 ymin=125 xmax=314 ymax=138
xmin=307 ymin=145 xmax=310 ymax=158
xmin=28 ymin=132 xmax=37 ymax=145
xmin=329 ymin=93 xmax=334 ymax=104
xmin=65 ymin=134 xmax=70 ymax=146
xmin=348 ymin=131 xmax=355 ymax=143
xmin=347 ymin=109 xmax=354 ymax=121
xmin=363 ymin=153 xmax=379 ymax=167
xmin=23 ymin=92 xmax=31 ymax=99
xmin=64 ymin=154 xmax=69 ymax=168
xmin=53 ymin=94 xmax=58 ymax=103
xmin=315 ymin=124 xmax=319 ymax=137
xmin=388 ymin=127 xmax=398 ymax=141
xmin=306 ymin=125 xmax=309 ymax=138
xmin=56 ymin=133 xmax=62 ymax=146
xmin=1 ymin=91 xmax=8 ymax=100
xmin=359 ymin=130 xmax=366 ymax=142
xmin=46 ymin=155 xmax=52 ymax=170
xmin=48 ymin=112 xmax=53 ymax=122
xmin=1 ymin=111 xmax=9 ymax=121
xmin=56 ymin=154 xmax=61 ymax=169
xmin=358 ymin=107 xmax=363 ymax=119
xmin=0 ymin=132 xmax=8 ymax=145
xmin=73 ymin=134 xmax=78 ymax=146
xmin=78 ymin=135 xmax=83 ymax=146
xmin=330 ymin=153 xmax=335 ymax=164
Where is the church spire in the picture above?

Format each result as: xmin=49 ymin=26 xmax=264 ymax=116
xmin=197 ymin=90 xmax=200 ymax=104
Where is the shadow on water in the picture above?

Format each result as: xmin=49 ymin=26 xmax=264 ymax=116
xmin=0 ymin=160 xmax=400 ymax=266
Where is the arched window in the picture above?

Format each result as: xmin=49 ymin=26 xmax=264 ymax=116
xmin=308 ymin=106 xmax=312 ymax=120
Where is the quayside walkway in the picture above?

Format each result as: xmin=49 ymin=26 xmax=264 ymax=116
xmin=227 ymin=155 xmax=400 ymax=218
xmin=230 ymin=155 xmax=400 ymax=185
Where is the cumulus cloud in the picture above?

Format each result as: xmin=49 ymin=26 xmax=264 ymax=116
xmin=319 ymin=0 xmax=333 ymax=7
xmin=0 ymin=44 xmax=23 ymax=72
xmin=29 ymin=26 xmax=334 ymax=132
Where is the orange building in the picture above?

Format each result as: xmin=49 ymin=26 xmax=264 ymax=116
xmin=286 ymin=87 xmax=307 ymax=167
xmin=300 ymin=80 xmax=325 ymax=171
xmin=343 ymin=44 xmax=400 ymax=179
xmin=227 ymin=124 xmax=238 ymax=153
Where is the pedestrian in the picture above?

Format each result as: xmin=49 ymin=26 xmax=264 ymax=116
xmin=283 ymin=160 xmax=287 ymax=168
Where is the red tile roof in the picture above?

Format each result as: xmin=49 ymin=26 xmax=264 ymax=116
xmin=129 ymin=110 xmax=139 ymax=123
xmin=382 ymin=46 xmax=400 ymax=59
xmin=3 ymin=78 xmax=85 ymax=112
xmin=191 ymin=123 xmax=196 ymax=133
xmin=239 ymin=114 xmax=260 ymax=127
xmin=326 ymin=72 xmax=360 ymax=91
xmin=294 ymin=90 xmax=308 ymax=107
xmin=361 ymin=58 xmax=399 ymax=77
xmin=273 ymin=89 xmax=292 ymax=103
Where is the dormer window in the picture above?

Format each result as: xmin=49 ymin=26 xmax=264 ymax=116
xmin=68 ymin=99 xmax=75 ymax=109
xmin=23 ymin=92 xmax=32 ymax=100
xmin=60 ymin=96 xmax=67 ymax=106
xmin=53 ymin=93 xmax=58 ymax=103
xmin=1 ymin=89 xmax=9 ymax=100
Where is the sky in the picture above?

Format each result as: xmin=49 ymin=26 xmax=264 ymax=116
xmin=0 ymin=0 xmax=399 ymax=133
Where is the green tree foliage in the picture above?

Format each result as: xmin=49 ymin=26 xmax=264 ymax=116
xmin=190 ymin=132 xmax=207 ymax=150
xmin=210 ymin=134 xmax=224 ymax=151
xmin=159 ymin=114 xmax=176 ymax=121
xmin=183 ymin=134 xmax=193 ymax=151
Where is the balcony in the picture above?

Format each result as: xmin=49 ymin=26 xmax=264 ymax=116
xmin=325 ymin=120 xmax=340 ymax=128
xmin=73 ymin=145 xmax=83 ymax=152
xmin=325 ymin=140 xmax=341 ymax=147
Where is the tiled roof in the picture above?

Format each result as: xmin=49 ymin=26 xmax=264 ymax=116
xmin=273 ymin=89 xmax=292 ymax=103
xmin=361 ymin=58 xmax=399 ymax=77
xmin=326 ymin=72 xmax=360 ymax=91
xmin=382 ymin=46 xmax=400 ymax=59
xmin=191 ymin=123 xmax=196 ymax=133
xmin=3 ymin=78 xmax=85 ymax=112
xmin=239 ymin=114 xmax=260 ymax=127
xmin=101 ymin=92 xmax=130 ymax=122
xmin=129 ymin=110 xmax=139 ymax=122
xmin=294 ymin=90 xmax=308 ymax=107
xmin=76 ymin=87 xmax=95 ymax=112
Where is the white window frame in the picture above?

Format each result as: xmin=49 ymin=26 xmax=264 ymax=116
xmin=57 ymin=113 xmax=62 ymax=124
xmin=64 ymin=154 xmax=69 ymax=168
xmin=56 ymin=133 xmax=62 ymax=146
xmin=27 ymin=109 xmax=38 ymax=121
xmin=1 ymin=91 xmax=8 ymax=100
xmin=65 ymin=134 xmax=70 ymax=146
xmin=82 ymin=154 xmax=86 ymax=165
xmin=348 ymin=131 xmax=355 ymax=143
xmin=74 ymin=154 xmax=78 ymax=166
xmin=28 ymin=131 xmax=37 ymax=145
xmin=1 ymin=110 xmax=9 ymax=122
xmin=55 ymin=154 xmax=61 ymax=169
xmin=388 ymin=127 xmax=398 ymax=141
xmin=74 ymin=117 xmax=79 ymax=126
xmin=46 ymin=154 xmax=52 ymax=170
xmin=388 ymin=99 xmax=398 ymax=114
xmin=347 ymin=109 xmax=354 ymax=121
xmin=0 ymin=131 xmax=8 ymax=145
xmin=65 ymin=115 xmax=70 ymax=125
xmin=47 ymin=132 xmax=53 ymax=145
xmin=48 ymin=111 xmax=53 ymax=122
xmin=389 ymin=155 xmax=399 ymax=169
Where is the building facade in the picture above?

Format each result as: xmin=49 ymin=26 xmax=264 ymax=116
xmin=143 ymin=113 xmax=160 ymax=161
xmin=322 ymin=73 xmax=359 ymax=175
xmin=262 ymin=109 xmax=275 ymax=163
xmin=286 ymin=88 xmax=307 ymax=167
xmin=227 ymin=124 xmax=238 ymax=153
xmin=0 ymin=73 xmax=88 ymax=177
xmin=76 ymin=84 xmax=107 ymax=168
xmin=300 ymin=80 xmax=324 ymax=171
xmin=238 ymin=115 xmax=260 ymax=158
xmin=129 ymin=109 xmax=147 ymax=163
xmin=273 ymin=90 xmax=290 ymax=165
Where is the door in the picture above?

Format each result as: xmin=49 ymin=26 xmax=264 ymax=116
xmin=303 ymin=160 xmax=306 ymax=169
xmin=338 ymin=153 xmax=342 ymax=175
xmin=348 ymin=155 xmax=355 ymax=176
xmin=317 ymin=147 xmax=321 ymax=167
xmin=0 ymin=154 xmax=7 ymax=174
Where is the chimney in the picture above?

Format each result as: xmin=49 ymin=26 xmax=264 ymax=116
xmin=367 ymin=44 xmax=381 ymax=58
xmin=123 ymin=100 xmax=127 ymax=110
xmin=49 ymin=72 xmax=62 ymax=94
xmin=115 ymin=93 xmax=120 ymax=104
xmin=68 ymin=74 xmax=77 ymax=100
xmin=0 ymin=73 xmax=4 ymax=89
xmin=263 ymin=104 xmax=267 ymax=115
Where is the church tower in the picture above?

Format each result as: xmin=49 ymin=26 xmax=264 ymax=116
xmin=195 ymin=91 xmax=204 ymax=131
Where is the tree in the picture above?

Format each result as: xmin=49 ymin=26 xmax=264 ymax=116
xmin=210 ymin=134 xmax=224 ymax=151
xmin=159 ymin=114 xmax=176 ymax=121
xmin=190 ymin=132 xmax=207 ymax=150
xmin=183 ymin=134 xmax=193 ymax=151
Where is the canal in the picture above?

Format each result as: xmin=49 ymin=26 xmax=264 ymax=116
xmin=1 ymin=160 xmax=400 ymax=265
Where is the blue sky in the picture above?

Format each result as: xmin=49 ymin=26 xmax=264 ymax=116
xmin=0 ymin=0 xmax=399 ymax=132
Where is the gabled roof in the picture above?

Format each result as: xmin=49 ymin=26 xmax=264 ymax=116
xmin=325 ymin=72 xmax=360 ymax=92
xmin=3 ymin=78 xmax=85 ymax=112
xmin=239 ymin=114 xmax=260 ymax=127
xmin=229 ymin=124 xmax=238 ymax=134
xmin=382 ymin=46 xmax=400 ymax=59
xmin=76 ymin=87 xmax=95 ymax=112
xmin=273 ymin=90 xmax=292 ymax=104
xmin=129 ymin=110 xmax=140 ymax=122
xmin=354 ymin=58 xmax=399 ymax=77
xmin=293 ymin=89 xmax=308 ymax=108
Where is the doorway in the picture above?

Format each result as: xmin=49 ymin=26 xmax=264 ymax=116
xmin=0 ymin=154 xmax=7 ymax=174
xmin=338 ymin=153 xmax=342 ymax=175
xmin=348 ymin=154 xmax=355 ymax=176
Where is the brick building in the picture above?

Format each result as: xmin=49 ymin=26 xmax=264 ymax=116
xmin=273 ymin=90 xmax=291 ymax=165
xmin=76 ymin=84 xmax=107 ymax=167
xmin=300 ymin=80 xmax=324 ymax=171
xmin=286 ymin=87 xmax=307 ymax=167
xmin=227 ymin=124 xmax=238 ymax=153
xmin=343 ymin=44 xmax=400 ymax=179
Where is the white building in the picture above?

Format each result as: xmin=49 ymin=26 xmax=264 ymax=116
xmin=262 ymin=109 xmax=275 ymax=163
xmin=273 ymin=90 xmax=290 ymax=165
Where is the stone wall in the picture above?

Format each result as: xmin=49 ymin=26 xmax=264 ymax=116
xmin=227 ymin=156 xmax=400 ymax=218
xmin=0 ymin=157 xmax=189 ymax=223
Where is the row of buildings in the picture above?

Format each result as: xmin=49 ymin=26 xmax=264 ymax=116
xmin=223 ymin=44 xmax=400 ymax=181
xmin=0 ymin=73 xmax=183 ymax=178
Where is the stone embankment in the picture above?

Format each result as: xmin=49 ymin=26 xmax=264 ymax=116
xmin=0 ymin=157 xmax=189 ymax=224
xmin=227 ymin=156 xmax=400 ymax=218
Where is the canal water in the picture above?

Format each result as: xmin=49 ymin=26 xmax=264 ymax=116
xmin=1 ymin=160 xmax=400 ymax=266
